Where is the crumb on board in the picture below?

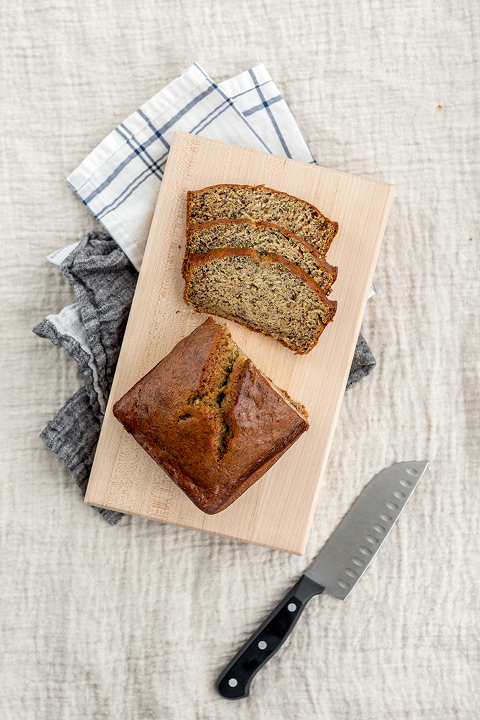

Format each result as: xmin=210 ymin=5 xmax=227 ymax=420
xmin=438 ymin=105 xmax=443 ymax=109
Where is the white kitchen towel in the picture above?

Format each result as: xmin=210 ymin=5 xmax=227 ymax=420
xmin=66 ymin=62 xmax=317 ymax=270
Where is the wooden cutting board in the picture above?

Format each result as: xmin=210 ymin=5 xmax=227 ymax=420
xmin=85 ymin=131 xmax=394 ymax=554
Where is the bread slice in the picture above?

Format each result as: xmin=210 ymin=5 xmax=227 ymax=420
xmin=183 ymin=247 xmax=337 ymax=354
xmin=113 ymin=318 xmax=309 ymax=514
xmin=186 ymin=184 xmax=338 ymax=257
xmin=184 ymin=218 xmax=338 ymax=294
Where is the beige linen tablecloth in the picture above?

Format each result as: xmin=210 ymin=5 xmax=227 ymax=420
xmin=1 ymin=1 xmax=479 ymax=718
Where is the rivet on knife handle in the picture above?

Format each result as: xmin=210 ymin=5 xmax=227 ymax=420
xmin=216 ymin=575 xmax=324 ymax=699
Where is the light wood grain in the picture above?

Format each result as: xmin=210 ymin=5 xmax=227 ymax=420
xmin=84 ymin=132 xmax=394 ymax=554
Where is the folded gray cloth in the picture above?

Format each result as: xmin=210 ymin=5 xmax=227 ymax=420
xmin=34 ymin=231 xmax=137 ymax=524
xmin=34 ymin=231 xmax=376 ymax=525
xmin=346 ymin=334 xmax=377 ymax=390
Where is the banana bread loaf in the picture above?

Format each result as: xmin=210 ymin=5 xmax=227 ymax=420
xmin=113 ymin=318 xmax=309 ymax=514
xmin=183 ymin=247 xmax=337 ymax=354
xmin=186 ymin=184 xmax=338 ymax=256
xmin=184 ymin=218 xmax=338 ymax=294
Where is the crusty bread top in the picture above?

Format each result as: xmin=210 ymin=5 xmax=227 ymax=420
xmin=113 ymin=318 xmax=309 ymax=514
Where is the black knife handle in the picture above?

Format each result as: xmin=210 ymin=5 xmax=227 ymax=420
xmin=217 ymin=574 xmax=324 ymax=699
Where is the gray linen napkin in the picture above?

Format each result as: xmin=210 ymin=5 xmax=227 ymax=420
xmin=35 ymin=231 xmax=136 ymax=524
xmin=34 ymin=231 xmax=376 ymax=525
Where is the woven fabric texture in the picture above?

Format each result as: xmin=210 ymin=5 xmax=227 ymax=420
xmin=1 ymin=1 xmax=479 ymax=718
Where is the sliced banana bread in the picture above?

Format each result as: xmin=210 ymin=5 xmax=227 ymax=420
xmin=113 ymin=318 xmax=309 ymax=514
xmin=184 ymin=219 xmax=338 ymax=294
xmin=183 ymin=248 xmax=337 ymax=354
xmin=186 ymin=184 xmax=338 ymax=256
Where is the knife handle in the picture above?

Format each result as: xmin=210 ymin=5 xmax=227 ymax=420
xmin=217 ymin=574 xmax=324 ymax=699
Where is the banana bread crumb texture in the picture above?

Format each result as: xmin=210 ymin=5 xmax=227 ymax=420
xmin=184 ymin=247 xmax=337 ymax=354
xmin=184 ymin=218 xmax=337 ymax=294
xmin=186 ymin=184 xmax=338 ymax=256
xmin=183 ymin=183 xmax=338 ymax=353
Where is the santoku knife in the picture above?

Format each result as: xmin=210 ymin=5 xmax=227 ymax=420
xmin=217 ymin=460 xmax=428 ymax=699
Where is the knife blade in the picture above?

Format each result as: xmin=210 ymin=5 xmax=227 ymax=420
xmin=217 ymin=460 xmax=428 ymax=699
